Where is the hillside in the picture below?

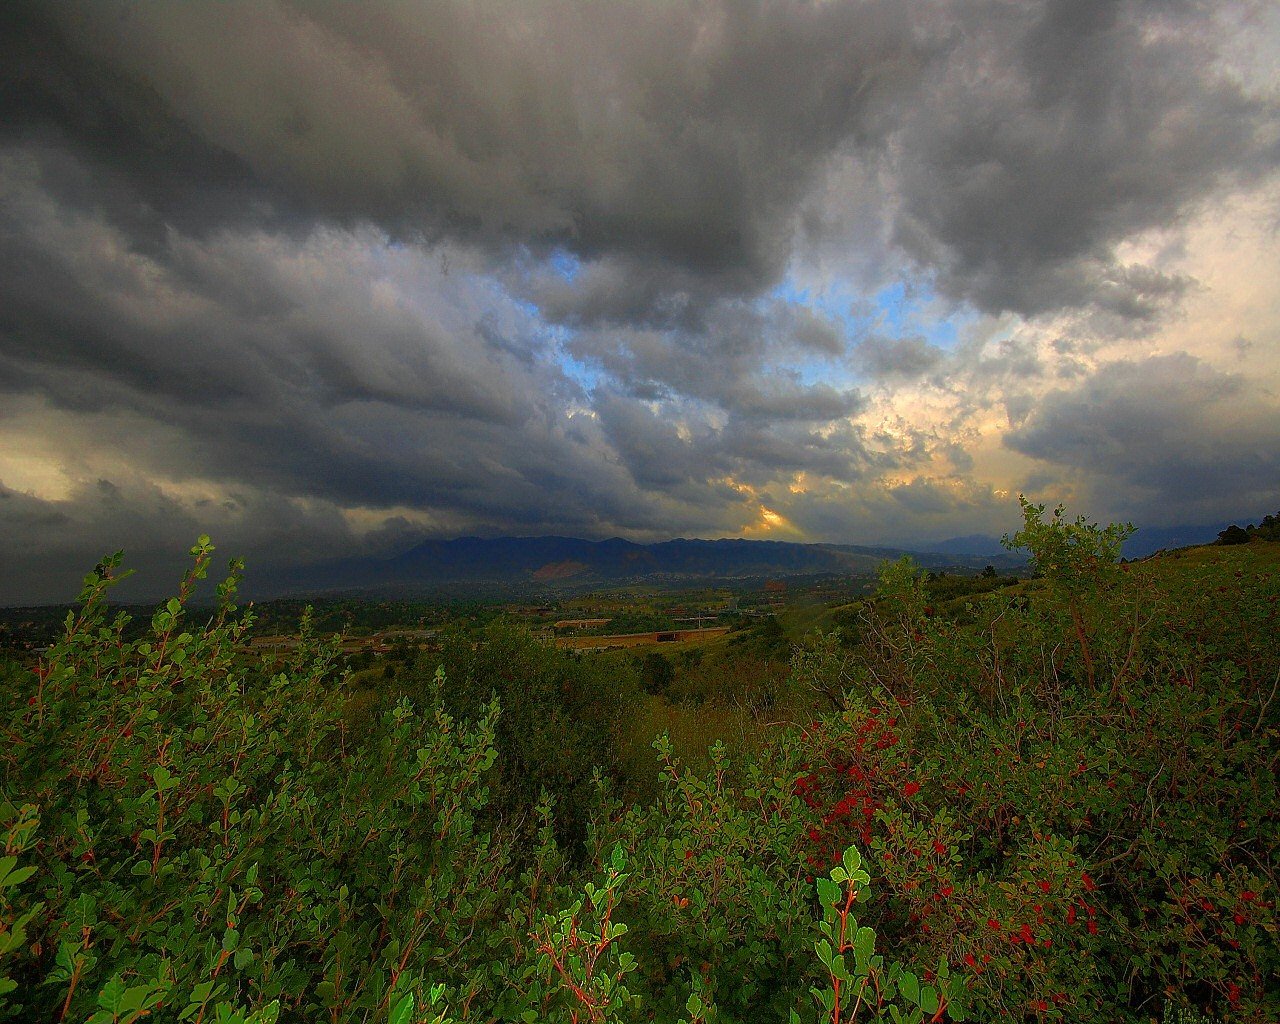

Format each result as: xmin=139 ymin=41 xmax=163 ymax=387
xmin=1 ymin=509 xmax=1276 ymax=1023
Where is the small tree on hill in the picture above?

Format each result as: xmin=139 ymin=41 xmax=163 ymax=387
xmin=1002 ymin=497 xmax=1134 ymax=690
xmin=1217 ymin=524 xmax=1250 ymax=545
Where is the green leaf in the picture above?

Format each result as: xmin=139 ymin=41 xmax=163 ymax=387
xmin=250 ymin=1003 xmax=280 ymax=1024
xmin=815 ymin=876 xmax=840 ymax=907
xmin=152 ymin=765 xmax=179 ymax=792
xmin=390 ymin=993 xmax=415 ymax=1024
xmin=0 ymin=864 xmax=34 ymax=890
xmin=97 ymin=975 xmax=127 ymax=1012
xmin=854 ymin=926 xmax=875 ymax=973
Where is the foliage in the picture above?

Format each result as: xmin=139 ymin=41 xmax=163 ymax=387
xmin=415 ymin=621 xmax=643 ymax=850
xmin=1002 ymin=496 xmax=1135 ymax=690
xmin=531 ymin=843 xmax=639 ymax=1023
xmin=800 ymin=845 xmax=966 ymax=1023
xmin=0 ymin=540 xmax=533 ymax=1021
xmin=1 ymin=499 xmax=1276 ymax=1022
xmin=1216 ymin=513 xmax=1280 ymax=545
xmin=782 ymin=501 xmax=1279 ymax=1021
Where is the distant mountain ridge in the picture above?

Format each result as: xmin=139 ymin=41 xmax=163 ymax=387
xmin=261 ymin=534 xmax=1026 ymax=599
xmin=924 ymin=524 xmax=1233 ymax=561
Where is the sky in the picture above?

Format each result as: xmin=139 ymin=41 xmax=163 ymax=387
xmin=2 ymin=0 xmax=1279 ymax=602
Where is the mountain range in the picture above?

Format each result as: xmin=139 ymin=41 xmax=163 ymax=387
xmin=258 ymin=534 xmax=1028 ymax=599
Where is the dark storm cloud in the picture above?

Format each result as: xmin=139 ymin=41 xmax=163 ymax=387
xmin=592 ymin=385 xmax=875 ymax=500
xmin=888 ymin=0 xmax=1278 ymax=317
xmin=0 ymin=0 xmax=1276 ymax=586
xmin=0 ymin=475 xmax=361 ymax=604
xmin=5 ymin=1 xmax=1274 ymax=316
xmin=3 ymin=0 xmax=930 ymax=291
xmin=1005 ymin=353 xmax=1280 ymax=513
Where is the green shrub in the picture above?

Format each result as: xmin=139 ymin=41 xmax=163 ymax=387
xmin=0 ymin=541 xmax=535 ymax=1021
xmin=418 ymin=621 xmax=643 ymax=851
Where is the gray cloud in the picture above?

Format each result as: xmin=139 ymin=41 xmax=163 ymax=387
xmin=853 ymin=334 xmax=946 ymax=380
xmin=5 ymin=1 xmax=1273 ymax=318
xmin=1005 ymin=353 xmax=1280 ymax=518
xmin=888 ymin=0 xmax=1278 ymax=317
xmin=0 ymin=164 xmax=872 ymax=582
xmin=0 ymin=475 xmax=360 ymax=604
xmin=0 ymin=0 xmax=1276 ymax=595
xmin=2 ymin=0 xmax=933 ymax=291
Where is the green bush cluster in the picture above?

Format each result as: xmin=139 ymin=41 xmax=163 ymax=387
xmin=1 ymin=500 xmax=1277 ymax=1022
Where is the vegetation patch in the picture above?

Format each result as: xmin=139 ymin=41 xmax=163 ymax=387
xmin=1 ymin=503 xmax=1276 ymax=1022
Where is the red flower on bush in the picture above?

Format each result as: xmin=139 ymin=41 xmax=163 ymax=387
xmin=903 ymin=781 xmax=921 ymax=798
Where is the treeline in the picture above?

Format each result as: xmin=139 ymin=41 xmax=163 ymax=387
xmin=1218 ymin=511 xmax=1280 ymax=545
xmin=1 ymin=501 xmax=1277 ymax=1022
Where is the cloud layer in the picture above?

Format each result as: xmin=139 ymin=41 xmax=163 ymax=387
xmin=2 ymin=0 xmax=1278 ymax=601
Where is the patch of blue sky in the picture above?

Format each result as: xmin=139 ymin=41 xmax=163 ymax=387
xmin=771 ymin=273 xmax=969 ymax=354
xmin=558 ymin=348 xmax=605 ymax=394
xmin=794 ymin=358 xmax=858 ymax=391
xmin=482 ymin=270 xmax=603 ymax=393
xmin=549 ymin=247 xmax=582 ymax=282
xmin=509 ymin=295 xmax=543 ymax=322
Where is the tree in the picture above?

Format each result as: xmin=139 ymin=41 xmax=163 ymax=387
xmin=1217 ymin=524 xmax=1251 ymax=545
xmin=1002 ymin=497 xmax=1134 ymax=690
